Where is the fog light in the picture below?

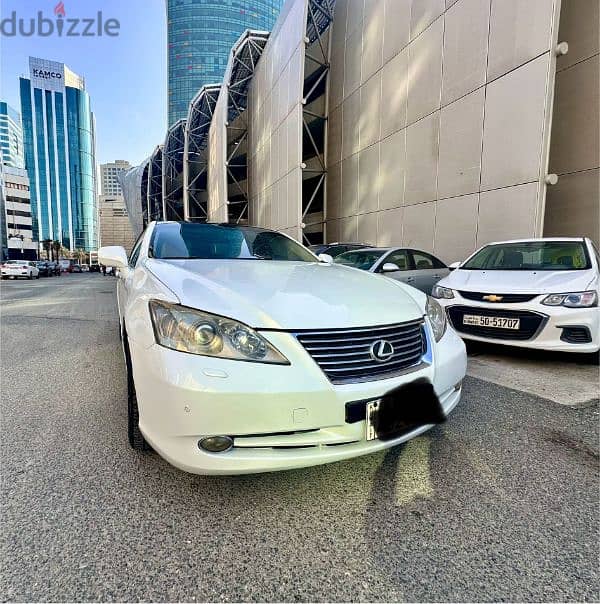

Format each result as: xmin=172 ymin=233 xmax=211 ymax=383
xmin=198 ymin=435 xmax=233 ymax=453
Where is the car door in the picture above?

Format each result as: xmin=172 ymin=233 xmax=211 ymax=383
xmin=118 ymin=235 xmax=144 ymax=328
xmin=375 ymin=249 xmax=419 ymax=286
xmin=409 ymin=250 xmax=449 ymax=294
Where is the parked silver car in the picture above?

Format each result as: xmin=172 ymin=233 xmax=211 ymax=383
xmin=334 ymin=247 xmax=450 ymax=294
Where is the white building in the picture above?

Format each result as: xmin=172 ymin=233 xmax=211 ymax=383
xmin=0 ymin=166 xmax=38 ymax=260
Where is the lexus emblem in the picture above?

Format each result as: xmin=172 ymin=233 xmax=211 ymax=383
xmin=370 ymin=339 xmax=394 ymax=362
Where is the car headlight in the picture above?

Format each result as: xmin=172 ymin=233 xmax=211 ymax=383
xmin=431 ymin=285 xmax=454 ymax=299
xmin=426 ymin=296 xmax=447 ymax=342
xmin=541 ymin=291 xmax=597 ymax=308
xmin=149 ymin=300 xmax=290 ymax=364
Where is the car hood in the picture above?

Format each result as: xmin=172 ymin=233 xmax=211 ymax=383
xmin=439 ymin=268 xmax=597 ymax=293
xmin=146 ymin=259 xmax=425 ymax=330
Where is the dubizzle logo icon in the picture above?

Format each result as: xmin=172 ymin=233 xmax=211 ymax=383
xmin=54 ymin=2 xmax=66 ymax=18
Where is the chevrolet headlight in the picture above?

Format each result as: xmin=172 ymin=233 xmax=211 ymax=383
xmin=149 ymin=301 xmax=290 ymax=364
xmin=431 ymin=285 xmax=454 ymax=299
xmin=541 ymin=291 xmax=597 ymax=308
xmin=426 ymin=296 xmax=447 ymax=342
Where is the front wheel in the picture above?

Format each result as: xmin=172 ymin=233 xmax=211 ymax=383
xmin=124 ymin=336 xmax=151 ymax=451
xmin=128 ymin=390 xmax=151 ymax=451
xmin=28 ymin=273 xmax=33 ymax=280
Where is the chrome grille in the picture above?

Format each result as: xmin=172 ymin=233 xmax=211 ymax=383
xmin=295 ymin=320 xmax=426 ymax=384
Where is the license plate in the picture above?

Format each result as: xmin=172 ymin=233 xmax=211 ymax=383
xmin=366 ymin=400 xmax=380 ymax=441
xmin=365 ymin=379 xmax=446 ymax=442
xmin=463 ymin=314 xmax=520 ymax=329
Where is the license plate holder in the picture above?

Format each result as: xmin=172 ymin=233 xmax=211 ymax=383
xmin=365 ymin=379 xmax=446 ymax=441
xmin=463 ymin=314 xmax=520 ymax=329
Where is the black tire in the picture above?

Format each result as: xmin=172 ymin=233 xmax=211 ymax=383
xmin=36 ymin=275 xmax=40 ymax=279
xmin=124 ymin=335 xmax=151 ymax=451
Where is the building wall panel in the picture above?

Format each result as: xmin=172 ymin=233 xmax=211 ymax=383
xmin=326 ymin=0 xmax=561 ymax=263
xmin=248 ymin=0 xmax=307 ymax=240
xmin=545 ymin=0 xmax=599 ymax=245
xmin=207 ymin=82 xmax=229 ymax=223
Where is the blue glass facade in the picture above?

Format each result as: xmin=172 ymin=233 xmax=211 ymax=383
xmin=167 ymin=0 xmax=283 ymax=126
xmin=0 ymin=101 xmax=25 ymax=169
xmin=19 ymin=66 xmax=98 ymax=251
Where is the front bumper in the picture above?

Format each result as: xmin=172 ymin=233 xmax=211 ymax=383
xmin=438 ymin=295 xmax=600 ymax=353
xmin=129 ymin=326 xmax=467 ymax=475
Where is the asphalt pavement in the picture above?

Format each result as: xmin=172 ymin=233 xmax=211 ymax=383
xmin=1 ymin=274 xmax=598 ymax=602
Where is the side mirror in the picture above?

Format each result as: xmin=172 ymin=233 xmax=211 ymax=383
xmin=448 ymin=261 xmax=461 ymax=271
xmin=99 ymin=245 xmax=128 ymax=270
xmin=382 ymin=262 xmax=400 ymax=273
xmin=318 ymin=253 xmax=334 ymax=264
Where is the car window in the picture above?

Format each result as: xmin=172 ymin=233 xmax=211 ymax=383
xmin=411 ymin=250 xmax=446 ymax=270
xmin=384 ymin=250 xmax=411 ymax=271
xmin=129 ymin=235 xmax=144 ymax=267
xmin=325 ymin=245 xmax=348 ymax=257
xmin=150 ymin=223 xmax=316 ymax=262
xmin=462 ymin=241 xmax=591 ymax=270
xmin=334 ymin=249 xmax=386 ymax=269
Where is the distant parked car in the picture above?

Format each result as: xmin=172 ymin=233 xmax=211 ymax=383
xmin=34 ymin=261 xmax=52 ymax=277
xmin=81 ymin=264 xmax=90 ymax=272
xmin=1 ymin=260 xmax=40 ymax=280
xmin=309 ymin=242 xmax=369 ymax=258
xmin=46 ymin=261 xmax=61 ymax=276
xmin=433 ymin=238 xmax=600 ymax=354
xmin=334 ymin=247 xmax=450 ymax=294
xmin=59 ymin=259 xmax=72 ymax=273
xmin=72 ymin=264 xmax=83 ymax=273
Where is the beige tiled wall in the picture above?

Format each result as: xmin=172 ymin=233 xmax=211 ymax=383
xmin=98 ymin=196 xmax=137 ymax=254
xmin=247 ymin=0 xmax=307 ymax=240
xmin=545 ymin=0 xmax=599 ymax=245
xmin=326 ymin=0 xmax=561 ymax=263
xmin=207 ymin=85 xmax=229 ymax=223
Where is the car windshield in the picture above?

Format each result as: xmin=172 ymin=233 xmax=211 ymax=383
xmin=462 ymin=241 xmax=591 ymax=271
xmin=150 ymin=223 xmax=317 ymax=262
xmin=334 ymin=249 xmax=386 ymax=270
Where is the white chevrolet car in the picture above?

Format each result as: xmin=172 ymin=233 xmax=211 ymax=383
xmin=433 ymin=238 xmax=599 ymax=353
xmin=99 ymin=222 xmax=466 ymax=475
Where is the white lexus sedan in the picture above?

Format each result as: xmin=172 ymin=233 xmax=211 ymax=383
xmin=433 ymin=238 xmax=599 ymax=353
xmin=99 ymin=222 xmax=466 ymax=475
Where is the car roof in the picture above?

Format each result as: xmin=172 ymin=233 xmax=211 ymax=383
xmin=483 ymin=237 xmax=586 ymax=245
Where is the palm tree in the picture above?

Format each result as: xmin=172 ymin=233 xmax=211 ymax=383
xmin=74 ymin=249 xmax=87 ymax=264
xmin=51 ymin=240 xmax=61 ymax=262
xmin=42 ymin=239 xmax=52 ymax=261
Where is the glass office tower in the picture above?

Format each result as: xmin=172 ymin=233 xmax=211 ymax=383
xmin=19 ymin=57 xmax=98 ymax=252
xmin=167 ymin=0 xmax=283 ymax=126
xmin=0 ymin=102 xmax=25 ymax=169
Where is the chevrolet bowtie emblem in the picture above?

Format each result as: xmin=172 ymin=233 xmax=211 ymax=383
xmin=483 ymin=294 xmax=504 ymax=302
